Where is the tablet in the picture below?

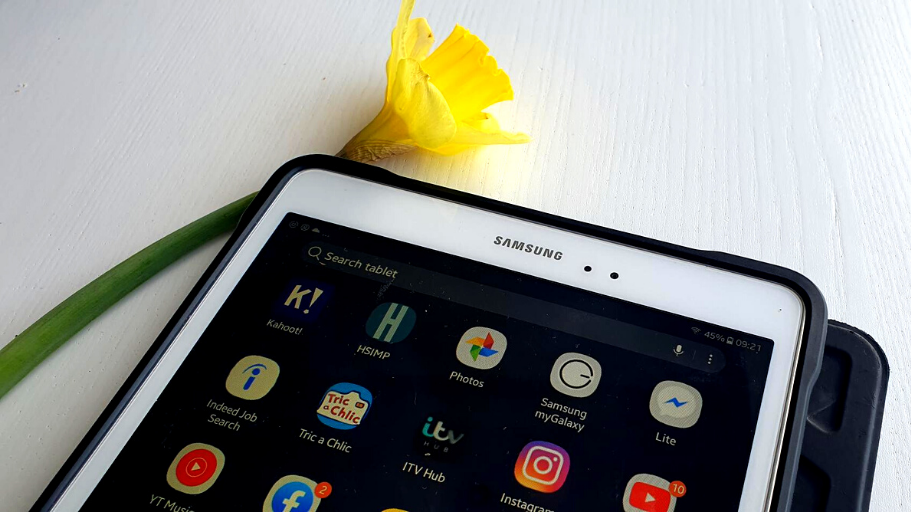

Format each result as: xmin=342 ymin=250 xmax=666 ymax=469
xmin=34 ymin=157 xmax=824 ymax=512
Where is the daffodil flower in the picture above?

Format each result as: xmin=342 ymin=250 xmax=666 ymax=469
xmin=339 ymin=0 xmax=529 ymax=162
xmin=0 ymin=0 xmax=530 ymax=399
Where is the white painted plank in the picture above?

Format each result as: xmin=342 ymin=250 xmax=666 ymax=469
xmin=1 ymin=0 xmax=909 ymax=509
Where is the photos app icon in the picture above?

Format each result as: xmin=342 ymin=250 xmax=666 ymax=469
xmin=455 ymin=327 xmax=507 ymax=370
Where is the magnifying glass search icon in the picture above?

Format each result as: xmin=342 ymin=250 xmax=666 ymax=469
xmin=308 ymin=246 xmax=325 ymax=265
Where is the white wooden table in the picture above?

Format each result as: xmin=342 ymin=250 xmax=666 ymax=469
xmin=2 ymin=0 xmax=909 ymax=509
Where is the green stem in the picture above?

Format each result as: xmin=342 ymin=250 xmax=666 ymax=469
xmin=0 ymin=192 xmax=257 ymax=399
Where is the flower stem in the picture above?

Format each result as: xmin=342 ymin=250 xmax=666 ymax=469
xmin=0 ymin=192 xmax=257 ymax=399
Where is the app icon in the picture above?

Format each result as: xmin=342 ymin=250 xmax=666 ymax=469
xmin=366 ymin=303 xmax=417 ymax=343
xmin=316 ymin=383 xmax=373 ymax=430
xmin=166 ymin=443 xmax=225 ymax=495
xmin=263 ymin=475 xmax=322 ymax=512
xmin=623 ymin=474 xmax=677 ymax=512
xmin=455 ymin=327 xmax=507 ymax=370
xmin=514 ymin=441 xmax=570 ymax=493
xmin=226 ymin=355 xmax=280 ymax=400
xmin=417 ymin=414 xmax=465 ymax=460
xmin=549 ymin=352 xmax=602 ymax=398
xmin=649 ymin=381 xmax=703 ymax=428
xmin=276 ymin=279 xmax=334 ymax=323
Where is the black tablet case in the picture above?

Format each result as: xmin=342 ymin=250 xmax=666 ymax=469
xmin=794 ymin=321 xmax=889 ymax=512
xmin=31 ymin=155 xmax=885 ymax=511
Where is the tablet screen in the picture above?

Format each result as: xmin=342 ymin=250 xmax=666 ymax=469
xmin=80 ymin=212 xmax=773 ymax=512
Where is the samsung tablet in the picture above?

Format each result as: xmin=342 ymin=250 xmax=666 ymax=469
xmin=34 ymin=156 xmax=825 ymax=512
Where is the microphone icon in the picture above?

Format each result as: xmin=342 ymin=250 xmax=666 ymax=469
xmin=673 ymin=345 xmax=684 ymax=357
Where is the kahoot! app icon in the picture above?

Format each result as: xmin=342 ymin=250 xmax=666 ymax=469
xmin=623 ymin=474 xmax=678 ymax=512
xmin=455 ymin=327 xmax=507 ymax=370
xmin=166 ymin=443 xmax=225 ymax=495
xmin=263 ymin=475 xmax=323 ymax=512
xmin=514 ymin=441 xmax=570 ymax=493
xmin=226 ymin=355 xmax=280 ymax=400
xmin=649 ymin=381 xmax=703 ymax=429
xmin=365 ymin=303 xmax=416 ymax=343
xmin=316 ymin=383 xmax=373 ymax=430
xmin=275 ymin=279 xmax=334 ymax=323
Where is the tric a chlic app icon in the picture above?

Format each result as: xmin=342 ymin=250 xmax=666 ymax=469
xmin=274 ymin=279 xmax=334 ymax=323
xmin=649 ymin=381 xmax=703 ymax=429
xmin=455 ymin=327 xmax=507 ymax=369
xmin=316 ymin=383 xmax=373 ymax=430
xmin=514 ymin=441 xmax=570 ymax=493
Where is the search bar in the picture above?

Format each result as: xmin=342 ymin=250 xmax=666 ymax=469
xmin=304 ymin=242 xmax=725 ymax=372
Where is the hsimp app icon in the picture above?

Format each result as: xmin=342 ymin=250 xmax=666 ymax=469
xmin=365 ymin=302 xmax=416 ymax=343
xmin=514 ymin=441 xmax=570 ymax=493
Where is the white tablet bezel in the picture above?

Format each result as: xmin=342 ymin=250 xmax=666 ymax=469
xmin=53 ymin=169 xmax=804 ymax=511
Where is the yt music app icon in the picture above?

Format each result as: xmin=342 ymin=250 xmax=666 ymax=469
xmin=649 ymin=381 xmax=703 ymax=429
xmin=166 ymin=443 xmax=225 ymax=495
xmin=456 ymin=327 xmax=507 ymax=369
xmin=514 ymin=441 xmax=570 ymax=493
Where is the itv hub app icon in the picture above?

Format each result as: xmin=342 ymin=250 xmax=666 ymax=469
xmin=316 ymin=383 xmax=373 ymax=430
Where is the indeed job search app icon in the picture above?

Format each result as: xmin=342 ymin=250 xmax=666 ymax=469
xmin=263 ymin=475 xmax=322 ymax=512
xmin=514 ymin=441 xmax=570 ymax=493
xmin=549 ymin=352 xmax=602 ymax=398
xmin=455 ymin=327 xmax=507 ymax=369
xmin=226 ymin=355 xmax=280 ymax=400
xmin=316 ymin=383 xmax=373 ymax=429
xmin=649 ymin=381 xmax=703 ymax=429
xmin=366 ymin=302 xmax=417 ymax=343
xmin=166 ymin=443 xmax=225 ymax=495
xmin=275 ymin=279 xmax=334 ymax=323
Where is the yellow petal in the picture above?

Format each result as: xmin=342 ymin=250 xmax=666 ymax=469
xmin=391 ymin=58 xmax=457 ymax=148
xmin=421 ymin=25 xmax=515 ymax=120
xmin=429 ymin=112 xmax=530 ymax=155
xmin=385 ymin=0 xmax=434 ymax=101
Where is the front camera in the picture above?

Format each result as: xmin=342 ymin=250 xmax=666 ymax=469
xmin=610 ymin=272 xmax=619 ymax=280
xmin=584 ymin=266 xmax=592 ymax=272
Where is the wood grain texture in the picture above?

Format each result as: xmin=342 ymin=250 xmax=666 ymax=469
xmin=1 ymin=0 xmax=909 ymax=509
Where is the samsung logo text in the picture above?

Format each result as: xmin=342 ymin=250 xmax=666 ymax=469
xmin=493 ymin=236 xmax=563 ymax=260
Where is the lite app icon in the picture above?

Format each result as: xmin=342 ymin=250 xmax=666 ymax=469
xmin=514 ymin=441 xmax=570 ymax=493
xmin=455 ymin=327 xmax=507 ymax=369
xmin=550 ymin=352 xmax=602 ymax=398
xmin=263 ymin=475 xmax=322 ymax=512
xmin=166 ymin=443 xmax=225 ymax=495
xmin=226 ymin=355 xmax=280 ymax=400
xmin=316 ymin=383 xmax=373 ymax=429
xmin=649 ymin=381 xmax=703 ymax=428
xmin=623 ymin=474 xmax=677 ymax=512
xmin=366 ymin=302 xmax=417 ymax=343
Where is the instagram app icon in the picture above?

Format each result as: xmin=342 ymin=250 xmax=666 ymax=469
xmin=514 ymin=441 xmax=570 ymax=493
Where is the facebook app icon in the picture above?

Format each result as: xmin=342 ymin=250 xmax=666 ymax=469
xmin=264 ymin=476 xmax=321 ymax=512
xmin=365 ymin=302 xmax=417 ymax=343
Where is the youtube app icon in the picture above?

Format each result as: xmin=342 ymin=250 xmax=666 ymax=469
xmin=623 ymin=474 xmax=677 ymax=512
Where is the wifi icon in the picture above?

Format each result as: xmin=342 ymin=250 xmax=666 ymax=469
xmin=691 ymin=327 xmax=701 ymax=334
